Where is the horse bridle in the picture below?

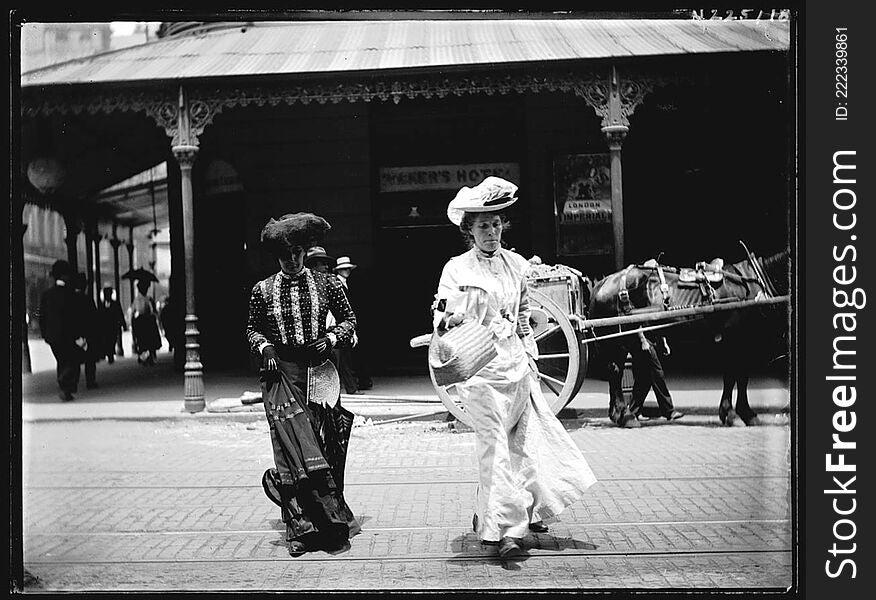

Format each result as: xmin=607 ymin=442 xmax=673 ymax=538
xmin=618 ymin=265 xmax=669 ymax=313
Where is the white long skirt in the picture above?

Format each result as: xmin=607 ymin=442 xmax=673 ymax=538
xmin=460 ymin=368 xmax=598 ymax=541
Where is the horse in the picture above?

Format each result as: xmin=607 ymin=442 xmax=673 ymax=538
xmin=715 ymin=250 xmax=789 ymax=425
xmin=586 ymin=248 xmax=789 ymax=427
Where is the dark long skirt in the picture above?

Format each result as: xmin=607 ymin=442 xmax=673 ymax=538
xmin=260 ymin=359 xmax=357 ymax=551
xmin=131 ymin=314 xmax=161 ymax=354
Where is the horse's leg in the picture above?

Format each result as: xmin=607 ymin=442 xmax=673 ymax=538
xmin=607 ymin=342 xmax=638 ymax=428
xmin=730 ymin=324 xmax=760 ymax=426
xmin=717 ymin=336 xmax=737 ymax=426
xmin=735 ymin=372 xmax=758 ymax=425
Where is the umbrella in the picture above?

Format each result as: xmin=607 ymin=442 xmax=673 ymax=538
xmin=121 ymin=268 xmax=159 ymax=283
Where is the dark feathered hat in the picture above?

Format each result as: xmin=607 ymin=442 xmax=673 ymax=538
xmin=260 ymin=213 xmax=331 ymax=256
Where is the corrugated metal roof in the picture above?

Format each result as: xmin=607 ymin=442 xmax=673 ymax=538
xmin=21 ymin=19 xmax=790 ymax=87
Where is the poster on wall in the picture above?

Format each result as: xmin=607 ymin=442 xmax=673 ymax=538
xmin=553 ymin=153 xmax=613 ymax=256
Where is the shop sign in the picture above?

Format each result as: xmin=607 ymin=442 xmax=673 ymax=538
xmin=379 ymin=163 xmax=520 ymax=192
xmin=562 ymin=198 xmax=612 ymax=223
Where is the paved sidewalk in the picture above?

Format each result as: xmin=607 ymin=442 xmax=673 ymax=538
xmin=20 ymin=417 xmax=793 ymax=591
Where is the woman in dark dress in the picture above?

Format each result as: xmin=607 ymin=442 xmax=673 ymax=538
xmin=130 ymin=278 xmax=162 ymax=365
xmin=96 ymin=286 xmax=127 ymax=363
xmin=246 ymin=212 xmax=359 ymax=556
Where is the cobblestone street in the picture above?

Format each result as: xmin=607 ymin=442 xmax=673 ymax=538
xmin=20 ymin=415 xmax=793 ymax=591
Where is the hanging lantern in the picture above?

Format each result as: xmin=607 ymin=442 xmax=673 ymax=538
xmin=26 ymin=157 xmax=66 ymax=196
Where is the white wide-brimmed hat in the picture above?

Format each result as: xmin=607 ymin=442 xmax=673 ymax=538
xmin=334 ymin=256 xmax=357 ymax=271
xmin=447 ymin=176 xmax=519 ymax=226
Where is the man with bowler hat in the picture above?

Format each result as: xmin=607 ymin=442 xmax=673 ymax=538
xmin=39 ymin=260 xmax=85 ymax=401
xmin=304 ymin=246 xmax=335 ymax=274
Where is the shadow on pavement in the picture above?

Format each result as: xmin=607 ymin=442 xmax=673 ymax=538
xmin=447 ymin=531 xmax=598 ymax=567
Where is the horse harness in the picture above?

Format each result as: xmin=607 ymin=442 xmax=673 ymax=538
xmin=617 ymin=258 xmax=734 ymax=315
xmin=616 ymin=261 xmax=673 ymax=314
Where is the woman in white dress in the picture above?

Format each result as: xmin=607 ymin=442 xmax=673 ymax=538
xmin=433 ymin=176 xmax=598 ymax=558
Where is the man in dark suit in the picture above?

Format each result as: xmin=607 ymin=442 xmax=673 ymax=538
xmin=73 ymin=272 xmax=100 ymax=389
xmin=39 ymin=260 xmax=85 ymax=401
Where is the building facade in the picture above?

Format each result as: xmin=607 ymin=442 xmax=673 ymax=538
xmin=18 ymin=18 xmax=792 ymax=401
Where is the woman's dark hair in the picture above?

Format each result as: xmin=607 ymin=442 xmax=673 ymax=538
xmin=458 ymin=211 xmax=512 ymax=249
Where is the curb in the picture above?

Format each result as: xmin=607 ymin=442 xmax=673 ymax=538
xmin=23 ymin=403 xmax=790 ymax=425
xmin=556 ymin=405 xmax=791 ymax=421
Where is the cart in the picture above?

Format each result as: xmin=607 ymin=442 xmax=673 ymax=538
xmin=410 ymin=261 xmax=789 ymax=427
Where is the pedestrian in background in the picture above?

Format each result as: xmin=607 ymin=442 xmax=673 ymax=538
xmin=628 ymin=332 xmax=684 ymax=424
xmin=158 ymin=295 xmax=182 ymax=354
xmin=246 ymin=212 xmax=359 ymax=557
xmin=38 ymin=260 xmax=84 ymax=401
xmin=97 ymin=286 xmax=127 ymax=364
xmin=309 ymin=247 xmax=361 ymax=392
xmin=331 ymin=256 xmax=362 ymax=394
xmin=73 ymin=273 xmax=100 ymax=389
xmin=129 ymin=277 xmax=161 ymax=366
xmin=435 ymin=177 xmax=597 ymax=558
xmin=304 ymin=246 xmax=335 ymax=274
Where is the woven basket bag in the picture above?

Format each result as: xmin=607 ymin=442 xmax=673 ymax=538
xmin=428 ymin=320 xmax=498 ymax=387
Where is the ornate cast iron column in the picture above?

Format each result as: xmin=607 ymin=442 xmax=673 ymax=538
xmin=110 ymin=223 xmax=122 ymax=297
xmin=93 ymin=229 xmax=103 ymax=303
xmin=580 ymin=65 xmax=655 ymax=270
xmin=604 ymin=125 xmax=628 ymax=271
xmin=126 ymin=228 xmax=135 ymax=308
xmin=84 ymin=218 xmax=95 ymax=296
xmin=63 ymin=211 xmax=81 ymax=272
xmin=108 ymin=231 xmax=125 ymax=357
xmin=170 ymin=85 xmax=204 ymax=412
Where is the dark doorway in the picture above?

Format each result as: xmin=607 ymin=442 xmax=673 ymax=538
xmin=375 ymin=223 xmax=467 ymax=373
xmin=370 ymin=95 xmax=526 ymax=373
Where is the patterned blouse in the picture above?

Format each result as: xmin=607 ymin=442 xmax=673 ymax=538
xmin=246 ymin=268 xmax=357 ymax=355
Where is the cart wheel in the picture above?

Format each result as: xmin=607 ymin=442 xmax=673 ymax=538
xmin=529 ymin=289 xmax=587 ymax=414
xmin=430 ymin=289 xmax=586 ymax=427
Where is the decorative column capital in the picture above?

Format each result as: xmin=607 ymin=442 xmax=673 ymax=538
xmin=109 ymin=236 xmax=123 ymax=250
xmin=602 ymin=124 xmax=629 ymax=150
xmin=62 ymin=212 xmax=82 ymax=246
xmin=172 ymin=144 xmax=199 ymax=168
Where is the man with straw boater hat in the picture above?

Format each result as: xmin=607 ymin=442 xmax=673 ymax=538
xmin=246 ymin=212 xmax=359 ymax=556
xmin=330 ymin=255 xmax=363 ymax=394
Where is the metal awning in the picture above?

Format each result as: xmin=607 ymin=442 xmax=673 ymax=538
xmin=21 ymin=19 xmax=790 ymax=87
xmin=93 ymin=163 xmax=168 ymax=229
